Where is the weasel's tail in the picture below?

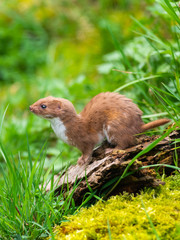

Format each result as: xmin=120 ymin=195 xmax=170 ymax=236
xmin=141 ymin=118 xmax=170 ymax=132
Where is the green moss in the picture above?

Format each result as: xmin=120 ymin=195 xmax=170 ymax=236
xmin=49 ymin=175 xmax=180 ymax=240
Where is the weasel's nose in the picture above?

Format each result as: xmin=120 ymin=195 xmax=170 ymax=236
xmin=29 ymin=106 xmax=33 ymax=111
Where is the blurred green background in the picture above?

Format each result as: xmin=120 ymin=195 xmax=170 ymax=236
xmin=0 ymin=0 xmax=179 ymax=172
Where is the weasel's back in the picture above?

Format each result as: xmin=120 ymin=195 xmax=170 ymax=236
xmin=81 ymin=92 xmax=141 ymax=116
xmin=80 ymin=92 xmax=143 ymax=130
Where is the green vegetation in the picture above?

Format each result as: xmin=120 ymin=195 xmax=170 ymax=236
xmin=0 ymin=0 xmax=180 ymax=239
xmin=48 ymin=175 xmax=180 ymax=240
xmin=0 ymin=139 xmax=85 ymax=239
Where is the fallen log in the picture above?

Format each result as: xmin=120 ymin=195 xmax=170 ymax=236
xmin=46 ymin=129 xmax=180 ymax=204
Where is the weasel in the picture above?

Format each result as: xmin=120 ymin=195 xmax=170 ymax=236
xmin=29 ymin=92 xmax=170 ymax=165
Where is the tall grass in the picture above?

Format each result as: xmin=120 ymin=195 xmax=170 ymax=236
xmin=1 ymin=138 xmax=56 ymax=238
xmin=0 ymin=108 xmax=82 ymax=239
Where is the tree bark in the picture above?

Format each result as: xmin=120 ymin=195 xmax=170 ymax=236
xmin=46 ymin=130 xmax=180 ymax=204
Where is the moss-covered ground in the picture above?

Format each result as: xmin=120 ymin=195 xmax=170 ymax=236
xmin=49 ymin=175 xmax=180 ymax=240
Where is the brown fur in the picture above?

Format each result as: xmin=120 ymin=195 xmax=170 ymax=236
xmin=141 ymin=119 xmax=170 ymax=131
xmin=30 ymin=92 xmax=170 ymax=165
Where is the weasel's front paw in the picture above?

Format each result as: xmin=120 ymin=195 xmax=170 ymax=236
xmin=77 ymin=156 xmax=85 ymax=165
xmin=77 ymin=155 xmax=92 ymax=166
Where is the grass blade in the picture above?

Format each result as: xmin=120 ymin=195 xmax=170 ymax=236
xmin=141 ymin=199 xmax=161 ymax=240
xmin=114 ymin=75 xmax=161 ymax=92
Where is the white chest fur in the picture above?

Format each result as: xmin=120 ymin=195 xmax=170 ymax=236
xmin=50 ymin=117 xmax=69 ymax=144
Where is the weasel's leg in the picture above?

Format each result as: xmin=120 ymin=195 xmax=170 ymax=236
xmin=77 ymin=154 xmax=92 ymax=165
xmin=105 ymin=126 xmax=136 ymax=150
xmin=112 ymin=135 xmax=136 ymax=149
xmin=77 ymin=145 xmax=94 ymax=165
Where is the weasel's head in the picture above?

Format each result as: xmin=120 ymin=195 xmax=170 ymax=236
xmin=29 ymin=96 xmax=76 ymax=120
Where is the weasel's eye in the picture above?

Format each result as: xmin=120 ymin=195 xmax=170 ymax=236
xmin=41 ymin=104 xmax=47 ymax=109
